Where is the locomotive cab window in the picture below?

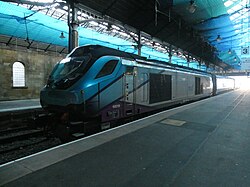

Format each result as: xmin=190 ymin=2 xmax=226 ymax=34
xmin=95 ymin=60 xmax=118 ymax=79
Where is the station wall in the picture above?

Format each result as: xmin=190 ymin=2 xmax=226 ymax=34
xmin=0 ymin=47 xmax=64 ymax=101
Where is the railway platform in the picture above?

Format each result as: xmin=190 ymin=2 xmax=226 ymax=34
xmin=1 ymin=89 xmax=250 ymax=186
xmin=0 ymin=99 xmax=41 ymax=113
xmin=0 ymin=99 xmax=42 ymax=129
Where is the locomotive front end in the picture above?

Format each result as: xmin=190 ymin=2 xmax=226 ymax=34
xmin=40 ymin=46 xmax=96 ymax=121
xmin=40 ymin=86 xmax=85 ymax=114
xmin=39 ymin=47 xmax=96 ymax=140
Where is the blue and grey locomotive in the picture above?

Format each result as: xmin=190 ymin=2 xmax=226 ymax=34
xmin=40 ymin=45 xmax=234 ymax=135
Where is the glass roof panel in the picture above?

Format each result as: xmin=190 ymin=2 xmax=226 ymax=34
xmin=224 ymin=1 xmax=234 ymax=7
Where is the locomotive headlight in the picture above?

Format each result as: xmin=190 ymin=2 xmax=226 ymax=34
xmin=80 ymin=90 xmax=85 ymax=103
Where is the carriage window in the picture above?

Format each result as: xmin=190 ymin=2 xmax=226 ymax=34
xmin=95 ymin=60 xmax=118 ymax=79
xmin=12 ymin=62 xmax=26 ymax=87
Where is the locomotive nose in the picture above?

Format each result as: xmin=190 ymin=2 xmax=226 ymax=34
xmin=40 ymin=88 xmax=85 ymax=111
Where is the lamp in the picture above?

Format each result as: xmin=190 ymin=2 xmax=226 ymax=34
xmin=59 ymin=32 xmax=65 ymax=39
xmin=187 ymin=0 xmax=197 ymax=14
xmin=216 ymin=35 xmax=222 ymax=42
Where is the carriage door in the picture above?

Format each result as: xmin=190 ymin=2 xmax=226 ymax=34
xmin=124 ymin=66 xmax=136 ymax=116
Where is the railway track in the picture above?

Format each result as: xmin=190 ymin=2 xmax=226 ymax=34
xmin=0 ymin=127 xmax=44 ymax=144
xmin=0 ymin=118 xmax=61 ymax=165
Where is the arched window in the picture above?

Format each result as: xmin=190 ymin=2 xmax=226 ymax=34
xmin=12 ymin=62 xmax=25 ymax=87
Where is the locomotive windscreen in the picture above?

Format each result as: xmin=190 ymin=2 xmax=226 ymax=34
xmin=49 ymin=56 xmax=90 ymax=80
xmin=47 ymin=54 xmax=91 ymax=89
xmin=149 ymin=74 xmax=172 ymax=104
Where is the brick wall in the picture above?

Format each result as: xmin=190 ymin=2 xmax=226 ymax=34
xmin=0 ymin=47 xmax=64 ymax=101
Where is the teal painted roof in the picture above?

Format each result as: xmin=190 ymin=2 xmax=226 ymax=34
xmin=0 ymin=1 xmax=209 ymax=71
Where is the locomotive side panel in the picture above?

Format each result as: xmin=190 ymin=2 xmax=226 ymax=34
xmin=175 ymin=72 xmax=189 ymax=99
xmin=123 ymin=67 xmax=136 ymax=117
xmin=99 ymin=78 xmax=124 ymax=110
xmin=130 ymin=64 xmax=177 ymax=112
xmin=98 ymin=77 xmax=124 ymax=122
xmin=134 ymin=66 xmax=150 ymax=114
xmin=147 ymin=67 xmax=175 ymax=107
xmin=187 ymin=75 xmax=195 ymax=97
xmin=149 ymin=73 xmax=172 ymax=104
xmin=137 ymin=71 xmax=149 ymax=104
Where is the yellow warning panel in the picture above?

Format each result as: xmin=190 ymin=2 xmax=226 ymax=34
xmin=161 ymin=118 xmax=186 ymax=126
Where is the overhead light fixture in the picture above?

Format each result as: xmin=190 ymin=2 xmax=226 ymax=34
xmin=234 ymin=57 xmax=237 ymax=61
xmin=216 ymin=35 xmax=222 ymax=42
xmin=187 ymin=0 xmax=197 ymax=14
xmin=59 ymin=32 xmax=65 ymax=39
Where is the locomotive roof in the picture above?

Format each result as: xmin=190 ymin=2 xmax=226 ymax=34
xmin=71 ymin=45 xmax=211 ymax=75
xmin=70 ymin=44 xmax=146 ymax=60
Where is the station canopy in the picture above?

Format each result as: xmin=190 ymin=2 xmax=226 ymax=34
xmin=68 ymin=0 xmax=250 ymax=72
xmin=2 ymin=0 xmax=250 ymax=72
xmin=0 ymin=1 xmax=210 ymax=71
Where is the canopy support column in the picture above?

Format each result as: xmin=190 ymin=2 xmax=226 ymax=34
xmin=137 ymin=30 xmax=141 ymax=56
xmin=68 ymin=2 xmax=79 ymax=52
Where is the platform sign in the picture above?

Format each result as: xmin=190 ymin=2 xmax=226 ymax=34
xmin=241 ymin=47 xmax=249 ymax=55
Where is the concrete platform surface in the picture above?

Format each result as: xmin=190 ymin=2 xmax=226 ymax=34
xmin=1 ymin=89 xmax=250 ymax=187
xmin=0 ymin=99 xmax=41 ymax=113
